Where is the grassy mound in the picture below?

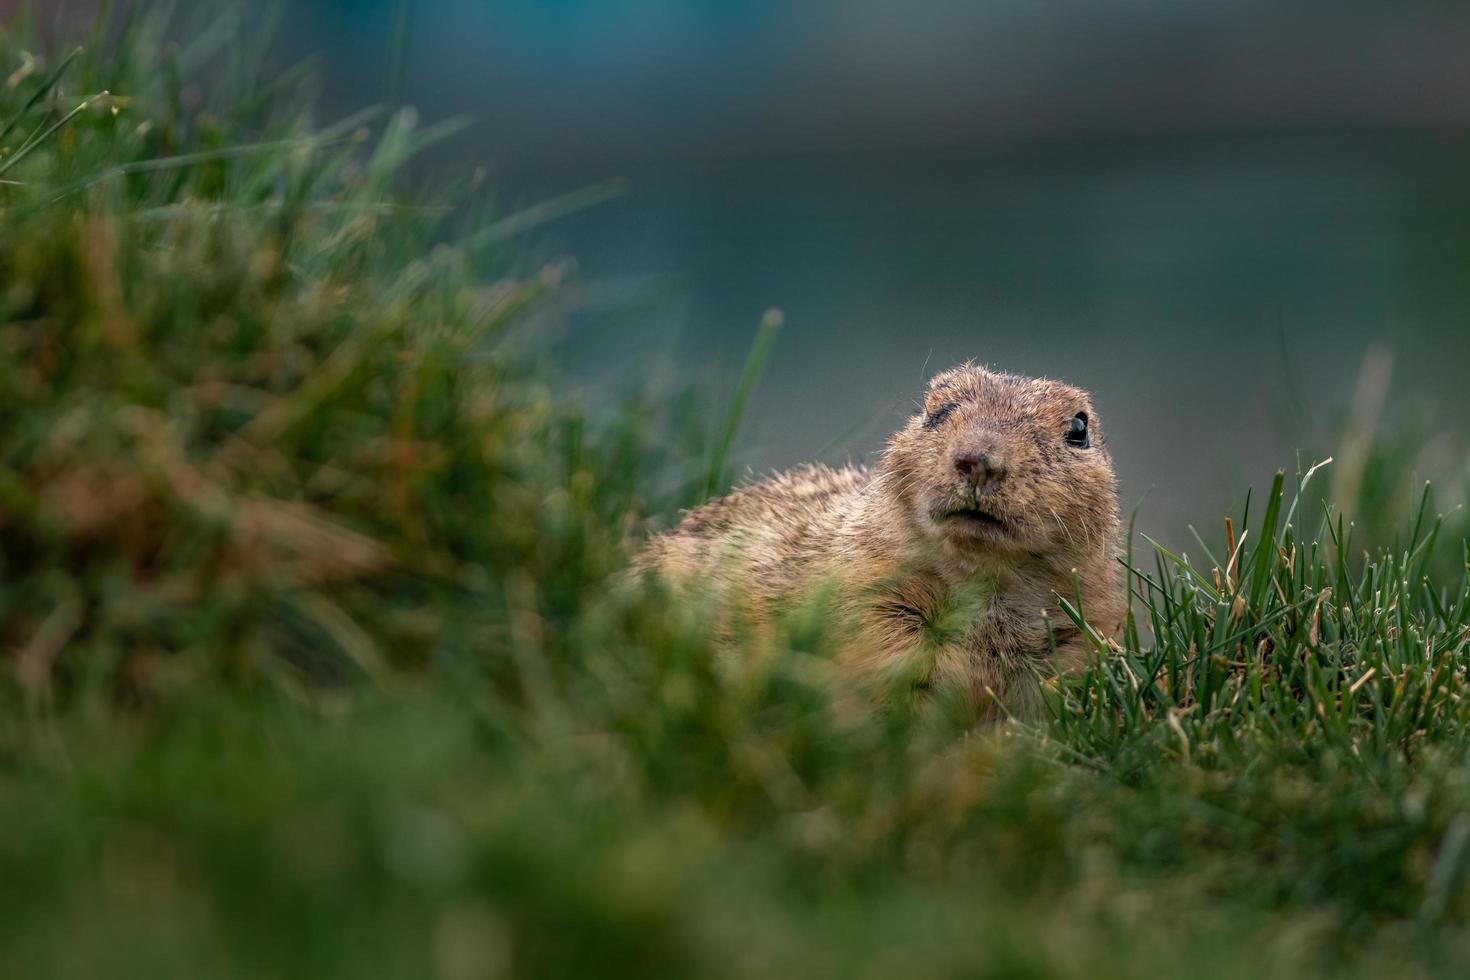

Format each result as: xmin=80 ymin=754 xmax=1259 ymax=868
xmin=0 ymin=4 xmax=657 ymax=711
xmin=2 ymin=7 xmax=1470 ymax=978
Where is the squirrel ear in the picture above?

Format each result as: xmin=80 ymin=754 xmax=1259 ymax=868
xmin=922 ymin=377 xmax=954 ymax=410
xmin=925 ymin=365 xmax=960 ymax=392
xmin=923 ymin=387 xmax=967 ymax=416
xmin=924 ymin=362 xmax=984 ymax=402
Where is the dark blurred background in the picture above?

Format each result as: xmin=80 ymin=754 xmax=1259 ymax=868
xmin=39 ymin=1 xmax=1470 ymax=537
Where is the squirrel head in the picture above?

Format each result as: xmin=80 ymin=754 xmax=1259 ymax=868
xmin=879 ymin=363 xmax=1121 ymax=565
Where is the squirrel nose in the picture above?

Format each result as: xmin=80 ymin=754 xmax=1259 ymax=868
xmin=954 ymin=451 xmax=1006 ymax=488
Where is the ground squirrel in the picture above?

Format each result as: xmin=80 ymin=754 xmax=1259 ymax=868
xmin=637 ymin=363 xmax=1124 ymax=721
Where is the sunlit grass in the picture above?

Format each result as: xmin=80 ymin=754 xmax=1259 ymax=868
xmin=2 ymin=5 xmax=1470 ymax=979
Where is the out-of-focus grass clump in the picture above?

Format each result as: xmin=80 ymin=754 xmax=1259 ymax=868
xmin=3 ymin=6 xmax=1470 ymax=980
xmin=0 ymin=4 xmax=654 ymax=714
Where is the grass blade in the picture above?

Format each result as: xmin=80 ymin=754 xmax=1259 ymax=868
xmin=705 ymin=308 xmax=783 ymax=499
xmin=0 ymin=45 xmax=82 ymax=146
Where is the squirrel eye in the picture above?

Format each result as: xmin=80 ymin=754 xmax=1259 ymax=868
xmin=1065 ymin=412 xmax=1090 ymax=448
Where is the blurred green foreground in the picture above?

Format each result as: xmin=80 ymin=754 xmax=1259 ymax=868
xmin=4 ymin=7 xmax=1470 ymax=978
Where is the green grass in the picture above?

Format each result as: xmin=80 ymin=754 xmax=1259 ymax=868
xmin=4 ymin=6 xmax=1470 ymax=978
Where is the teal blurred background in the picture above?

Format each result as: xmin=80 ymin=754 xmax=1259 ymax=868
xmin=164 ymin=2 xmax=1470 ymax=535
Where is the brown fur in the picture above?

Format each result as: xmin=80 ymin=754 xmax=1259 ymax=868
xmin=635 ymin=363 xmax=1125 ymax=722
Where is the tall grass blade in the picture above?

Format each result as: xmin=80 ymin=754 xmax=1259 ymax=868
xmin=0 ymin=45 xmax=81 ymax=146
xmin=705 ymin=308 xmax=782 ymax=499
